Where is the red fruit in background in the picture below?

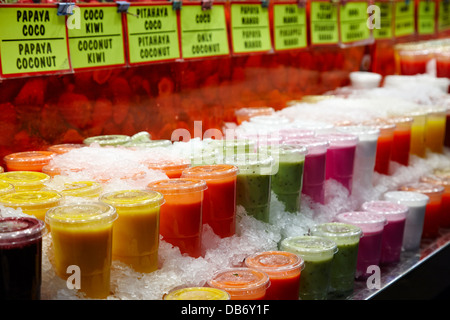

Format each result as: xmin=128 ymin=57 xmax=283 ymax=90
xmin=158 ymin=77 xmax=175 ymax=97
xmin=90 ymin=98 xmax=113 ymax=127
xmin=93 ymin=68 xmax=113 ymax=85
xmin=14 ymin=78 xmax=46 ymax=107
xmin=0 ymin=103 xmax=18 ymax=146
xmin=60 ymin=129 xmax=84 ymax=144
xmin=112 ymin=96 xmax=130 ymax=125
xmin=57 ymin=92 xmax=92 ymax=129
xmin=39 ymin=103 xmax=65 ymax=141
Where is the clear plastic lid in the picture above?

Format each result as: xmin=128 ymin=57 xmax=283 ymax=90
xmin=258 ymin=144 xmax=307 ymax=163
xmin=362 ymin=200 xmax=408 ymax=221
xmin=100 ymin=190 xmax=164 ymax=208
xmin=0 ymin=181 xmax=14 ymax=195
xmin=335 ymin=211 xmax=387 ymax=233
xmin=4 ymin=151 xmax=55 ymax=168
xmin=316 ymin=132 xmax=359 ymax=148
xmin=235 ymin=107 xmax=275 ymax=118
xmin=399 ymin=182 xmax=445 ymax=196
xmin=383 ymin=191 xmax=430 ymax=207
xmin=47 ymin=144 xmax=85 ymax=154
xmin=0 ymin=216 xmax=45 ymax=247
xmin=45 ymin=202 xmax=118 ymax=226
xmin=290 ymin=120 xmax=335 ymax=133
xmin=83 ymin=134 xmax=131 ymax=146
xmin=282 ymin=137 xmax=329 ymax=155
xmin=335 ymin=125 xmax=380 ymax=142
xmin=61 ymin=181 xmax=102 ymax=198
xmin=362 ymin=119 xmax=396 ymax=135
xmin=420 ymin=174 xmax=450 ymax=189
xmin=124 ymin=140 xmax=172 ymax=149
xmin=280 ymin=235 xmax=338 ymax=261
xmin=249 ymin=115 xmax=290 ymax=126
xmin=207 ymin=268 xmax=270 ymax=295
xmin=181 ymin=164 xmax=238 ymax=181
xmin=163 ymin=287 xmax=231 ymax=300
xmin=0 ymin=190 xmax=62 ymax=208
xmin=221 ymin=139 xmax=256 ymax=153
xmin=244 ymin=251 xmax=305 ymax=276
xmin=224 ymin=153 xmax=274 ymax=175
xmin=147 ymin=178 xmax=207 ymax=195
xmin=277 ymin=128 xmax=315 ymax=141
xmin=310 ymin=222 xmax=362 ymax=245
xmin=0 ymin=171 xmax=50 ymax=190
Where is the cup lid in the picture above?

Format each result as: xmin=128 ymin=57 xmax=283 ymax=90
xmin=163 ymin=287 xmax=230 ymax=300
xmin=0 ymin=181 xmax=14 ymax=195
xmin=47 ymin=144 xmax=85 ymax=154
xmin=0 ymin=190 xmax=62 ymax=208
xmin=310 ymin=222 xmax=362 ymax=240
xmin=181 ymin=164 xmax=238 ymax=180
xmin=316 ymin=132 xmax=358 ymax=147
xmin=383 ymin=191 xmax=430 ymax=207
xmin=277 ymin=128 xmax=315 ymax=140
xmin=399 ymin=182 xmax=445 ymax=196
xmin=4 ymin=151 xmax=55 ymax=166
xmin=335 ymin=211 xmax=387 ymax=232
xmin=244 ymin=251 xmax=305 ymax=274
xmin=61 ymin=181 xmax=102 ymax=197
xmin=336 ymin=125 xmax=380 ymax=141
xmin=83 ymin=134 xmax=131 ymax=146
xmin=420 ymin=174 xmax=450 ymax=187
xmin=45 ymin=202 xmax=118 ymax=225
xmin=282 ymin=137 xmax=329 ymax=155
xmin=100 ymin=189 xmax=164 ymax=207
xmin=280 ymin=236 xmax=338 ymax=260
xmin=147 ymin=178 xmax=207 ymax=195
xmin=124 ymin=140 xmax=172 ymax=149
xmin=258 ymin=144 xmax=308 ymax=158
xmin=143 ymin=158 xmax=191 ymax=169
xmin=207 ymin=267 xmax=270 ymax=293
xmin=235 ymin=106 xmax=275 ymax=117
xmin=361 ymin=200 xmax=408 ymax=221
xmin=0 ymin=216 xmax=45 ymax=247
xmin=0 ymin=171 xmax=50 ymax=187
xmin=249 ymin=115 xmax=290 ymax=125
xmin=290 ymin=120 xmax=335 ymax=132
xmin=224 ymin=153 xmax=274 ymax=175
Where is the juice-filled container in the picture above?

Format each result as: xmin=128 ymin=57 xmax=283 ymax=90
xmin=45 ymin=202 xmax=118 ymax=299
xmin=47 ymin=144 xmax=85 ymax=155
xmin=310 ymin=222 xmax=362 ymax=297
xmin=163 ymin=287 xmax=230 ymax=300
xmin=0 ymin=171 xmax=50 ymax=191
xmin=0 ymin=216 xmax=45 ymax=300
xmin=421 ymin=173 xmax=450 ymax=228
xmin=61 ymin=181 xmax=102 ymax=199
xmin=100 ymin=190 xmax=164 ymax=273
xmin=364 ymin=120 xmax=395 ymax=175
xmin=235 ymin=107 xmax=275 ymax=124
xmin=408 ymin=110 xmax=428 ymax=157
xmin=0 ymin=191 xmax=62 ymax=222
xmin=399 ymin=182 xmax=444 ymax=238
xmin=147 ymin=178 xmax=207 ymax=258
xmin=83 ymin=134 xmax=131 ymax=146
xmin=181 ymin=164 xmax=238 ymax=238
xmin=207 ymin=267 xmax=270 ymax=300
xmin=244 ymin=251 xmax=304 ymax=300
xmin=388 ymin=116 xmax=412 ymax=166
xmin=395 ymin=43 xmax=432 ymax=75
xmin=280 ymin=236 xmax=338 ymax=300
xmin=143 ymin=159 xmax=191 ymax=179
xmin=424 ymin=108 xmax=446 ymax=154
xmin=4 ymin=151 xmax=56 ymax=172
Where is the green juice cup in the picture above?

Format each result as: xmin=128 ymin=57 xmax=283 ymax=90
xmin=310 ymin=222 xmax=362 ymax=297
xmin=280 ymin=235 xmax=338 ymax=300
xmin=259 ymin=144 xmax=307 ymax=213
xmin=224 ymin=153 xmax=274 ymax=223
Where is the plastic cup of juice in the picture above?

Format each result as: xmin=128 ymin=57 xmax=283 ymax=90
xmin=224 ymin=153 xmax=274 ymax=223
xmin=0 ymin=216 xmax=45 ymax=300
xmin=336 ymin=126 xmax=380 ymax=192
xmin=244 ymin=251 xmax=304 ymax=300
xmin=0 ymin=190 xmax=63 ymax=222
xmin=47 ymin=144 xmax=84 ymax=154
xmin=45 ymin=202 xmax=118 ymax=299
xmin=399 ymin=182 xmax=444 ymax=239
xmin=259 ymin=144 xmax=307 ymax=213
xmin=317 ymin=133 xmax=358 ymax=194
xmin=383 ymin=191 xmax=430 ymax=251
xmin=143 ymin=159 xmax=191 ymax=179
xmin=280 ymin=235 xmax=338 ymax=300
xmin=310 ymin=222 xmax=362 ymax=297
xmin=408 ymin=110 xmax=428 ymax=158
xmin=388 ymin=116 xmax=412 ymax=166
xmin=283 ymin=137 xmax=329 ymax=204
xmin=61 ymin=181 xmax=102 ymax=199
xmin=147 ymin=178 xmax=207 ymax=258
xmin=235 ymin=107 xmax=275 ymax=125
xmin=396 ymin=45 xmax=432 ymax=75
xmin=363 ymin=120 xmax=395 ymax=175
xmin=435 ymin=48 xmax=450 ymax=79
xmin=4 ymin=151 xmax=56 ymax=172
xmin=335 ymin=211 xmax=386 ymax=280
xmin=181 ymin=164 xmax=238 ymax=238
xmin=361 ymin=200 xmax=408 ymax=264
xmin=425 ymin=108 xmax=446 ymax=154
xmin=100 ymin=190 xmax=164 ymax=273
xmin=430 ymin=171 xmax=450 ymax=228
xmin=207 ymin=267 xmax=270 ymax=300
xmin=445 ymin=109 xmax=450 ymax=148
xmin=0 ymin=181 xmax=14 ymax=196
xmin=163 ymin=287 xmax=230 ymax=300
xmin=83 ymin=134 xmax=131 ymax=146
xmin=0 ymin=171 xmax=50 ymax=191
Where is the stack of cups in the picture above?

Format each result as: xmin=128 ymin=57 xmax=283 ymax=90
xmin=361 ymin=200 xmax=408 ymax=264
xmin=383 ymin=191 xmax=429 ymax=251
xmin=335 ymin=211 xmax=387 ymax=280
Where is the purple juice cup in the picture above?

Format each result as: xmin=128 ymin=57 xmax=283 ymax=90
xmin=361 ymin=200 xmax=408 ymax=264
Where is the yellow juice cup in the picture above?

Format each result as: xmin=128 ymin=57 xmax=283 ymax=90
xmin=45 ymin=203 xmax=118 ymax=299
xmin=0 ymin=171 xmax=50 ymax=191
xmin=61 ymin=181 xmax=102 ymax=199
xmin=425 ymin=108 xmax=446 ymax=154
xmin=408 ymin=110 xmax=428 ymax=158
xmin=100 ymin=190 xmax=164 ymax=273
xmin=163 ymin=287 xmax=231 ymax=300
xmin=0 ymin=190 xmax=62 ymax=221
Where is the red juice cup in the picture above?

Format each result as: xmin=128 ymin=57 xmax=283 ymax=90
xmin=181 ymin=164 xmax=238 ymax=238
xmin=383 ymin=191 xmax=430 ymax=251
xmin=421 ymin=173 xmax=450 ymax=229
xmin=335 ymin=211 xmax=387 ymax=280
xmin=364 ymin=120 xmax=395 ymax=175
xmin=4 ymin=151 xmax=56 ymax=172
xmin=244 ymin=251 xmax=304 ymax=300
xmin=399 ymin=182 xmax=444 ymax=239
xmin=147 ymin=178 xmax=207 ymax=258
xmin=0 ymin=216 xmax=45 ymax=300
xmin=283 ymin=137 xmax=329 ymax=204
xmin=395 ymin=45 xmax=432 ymax=75
xmin=235 ymin=107 xmax=275 ymax=125
xmin=388 ymin=116 xmax=413 ymax=166
xmin=362 ymin=200 xmax=408 ymax=264
xmin=207 ymin=267 xmax=270 ymax=300
xmin=435 ymin=48 xmax=450 ymax=79
xmin=317 ymin=133 xmax=358 ymax=194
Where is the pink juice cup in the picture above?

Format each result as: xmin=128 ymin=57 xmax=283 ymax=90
xmin=317 ymin=133 xmax=358 ymax=194
xmin=335 ymin=211 xmax=387 ymax=280
xmin=283 ymin=137 xmax=329 ymax=204
xmin=361 ymin=200 xmax=408 ymax=264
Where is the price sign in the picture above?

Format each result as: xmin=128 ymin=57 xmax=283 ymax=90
xmin=394 ymin=1 xmax=415 ymax=37
xmin=273 ymin=3 xmax=307 ymax=51
xmin=373 ymin=2 xmax=394 ymax=40
xmin=310 ymin=1 xmax=339 ymax=45
xmin=418 ymin=1 xmax=436 ymax=35
xmin=339 ymin=2 xmax=370 ymax=43
xmin=438 ymin=0 xmax=450 ymax=33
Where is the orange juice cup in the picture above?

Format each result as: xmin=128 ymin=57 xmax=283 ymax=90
xmin=147 ymin=179 xmax=207 ymax=258
xmin=244 ymin=251 xmax=304 ymax=300
xmin=181 ymin=164 xmax=238 ymax=238
xmin=47 ymin=144 xmax=85 ymax=155
xmin=45 ymin=203 xmax=118 ymax=299
xmin=0 ymin=190 xmax=62 ymax=222
xmin=425 ymin=108 xmax=446 ymax=154
xmin=100 ymin=190 xmax=164 ymax=273
xmin=408 ymin=110 xmax=428 ymax=158
xmin=0 ymin=171 xmax=50 ymax=191
xmin=4 ymin=151 xmax=56 ymax=172
xmin=389 ymin=116 xmax=412 ymax=166
xmin=144 ymin=159 xmax=191 ymax=179
xmin=207 ymin=267 xmax=270 ymax=300
xmin=61 ymin=181 xmax=102 ymax=199
xmin=370 ymin=121 xmax=395 ymax=175
xmin=163 ymin=287 xmax=231 ymax=300
xmin=422 ymin=173 xmax=450 ymax=229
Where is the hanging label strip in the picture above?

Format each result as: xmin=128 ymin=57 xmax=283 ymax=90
xmin=273 ymin=2 xmax=307 ymax=51
xmin=310 ymin=1 xmax=339 ymax=45
xmin=373 ymin=1 xmax=394 ymax=40
xmin=339 ymin=1 xmax=371 ymax=44
xmin=394 ymin=1 xmax=415 ymax=37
